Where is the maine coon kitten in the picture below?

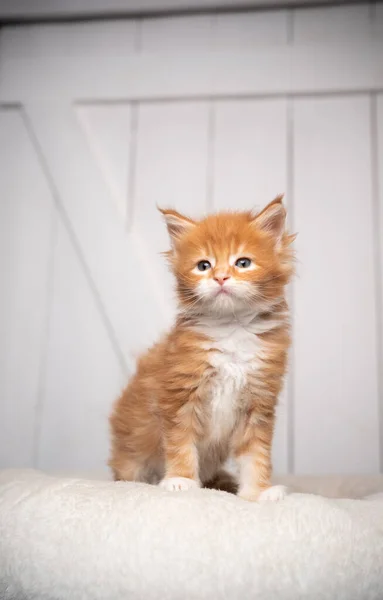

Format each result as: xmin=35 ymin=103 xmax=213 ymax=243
xmin=109 ymin=196 xmax=295 ymax=502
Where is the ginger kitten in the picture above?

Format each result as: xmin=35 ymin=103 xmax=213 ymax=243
xmin=109 ymin=196 xmax=295 ymax=502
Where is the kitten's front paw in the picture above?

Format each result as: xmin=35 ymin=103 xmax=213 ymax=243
xmin=159 ymin=477 xmax=200 ymax=492
xmin=239 ymin=484 xmax=287 ymax=503
xmin=258 ymin=485 xmax=287 ymax=504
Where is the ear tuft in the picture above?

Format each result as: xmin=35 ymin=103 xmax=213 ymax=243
xmin=253 ymin=195 xmax=286 ymax=244
xmin=158 ymin=207 xmax=196 ymax=245
xmin=287 ymin=232 xmax=297 ymax=245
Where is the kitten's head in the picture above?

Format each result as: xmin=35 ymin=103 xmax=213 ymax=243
xmin=160 ymin=196 xmax=295 ymax=316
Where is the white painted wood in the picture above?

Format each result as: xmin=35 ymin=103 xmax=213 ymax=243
xmin=271 ymin=390 xmax=289 ymax=474
xmin=77 ymin=103 xmax=132 ymax=222
xmin=213 ymin=99 xmax=287 ymax=211
xmin=293 ymin=4 xmax=372 ymax=44
xmin=0 ymin=51 xmax=286 ymax=102
xmin=141 ymin=14 xmax=213 ymax=52
xmin=0 ymin=21 xmax=137 ymax=58
xmin=0 ymin=0 xmax=354 ymax=19
xmin=26 ymin=103 xmax=164 ymax=366
xmin=293 ymin=96 xmax=379 ymax=474
xmin=0 ymin=56 xmax=131 ymax=102
xmin=376 ymin=8 xmax=383 ymax=112
xmin=0 ymin=109 xmax=54 ymax=468
xmin=38 ymin=221 xmax=124 ymax=471
xmin=378 ymin=93 xmax=383 ymax=471
xmin=134 ymin=102 xmax=210 ymax=318
xmin=1 ymin=41 xmax=382 ymax=104
xmin=213 ymin=8 xmax=288 ymax=48
xmin=376 ymin=3 xmax=383 ymax=40
xmin=213 ymin=98 xmax=289 ymax=473
xmin=290 ymin=42 xmax=379 ymax=95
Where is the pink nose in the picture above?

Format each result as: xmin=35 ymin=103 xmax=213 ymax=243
xmin=214 ymin=275 xmax=230 ymax=286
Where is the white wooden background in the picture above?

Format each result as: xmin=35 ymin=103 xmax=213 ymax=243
xmin=0 ymin=2 xmax=382 ymax=475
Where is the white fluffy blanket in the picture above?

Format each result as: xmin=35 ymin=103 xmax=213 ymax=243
xmin=1 ymin=469 xmax=383 ymax=600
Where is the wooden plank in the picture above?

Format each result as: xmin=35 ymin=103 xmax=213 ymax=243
xmin=212 ymin=98 xmax=289 ymax=473
xmin=77 ymin=103 xmax=132 ymax=223
xmin=0 ymin=51 xmax=287 ymax=101
xmin=293 ymin=95 xmax=379 ymax=474
xmin=26 ymin=103 xmax=164 ymax=368
xmin=213 ymin=99 xmax=287 ymax=211
xmin=291 ymin=42 xmax=379 ymax=96
xmin=0 ymin=109 xmax=54 ymax=468
xmin=0 ymin=20 xmax=137 ymax=59
xmin=134 ymin=101 xmax=210 ymax=321
xmin=377 ymin=94 xmax=383 ymax=471
xmin=293 ymin=4 xmax=372 ymax=44
xmin=141 ymin=14 xmax=213 ymax=52
xmin=37 ymin=221 xmax=124 ymax=471
xmin=376 ymin=3 xmax=383 ymax=41
xmin=213 ymin=8 xmax=288 ymax=48
xmin=1 ymin=40 xmax=381 ymax=103
xmin=376 ymin=5 xmax=383 ymax=88
xmin=0 ymin=0 xmax=353 ymax=20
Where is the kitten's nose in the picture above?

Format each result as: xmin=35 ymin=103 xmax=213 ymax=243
xmin=214 ymin=275 xmax=231 ymax=286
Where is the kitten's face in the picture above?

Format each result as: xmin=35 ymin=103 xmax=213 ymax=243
xmin=161 ymin=197 xmax=294 ymax=316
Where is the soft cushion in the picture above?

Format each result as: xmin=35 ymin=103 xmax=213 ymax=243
xmin=1 ymin=469 xmax=383 ymax=600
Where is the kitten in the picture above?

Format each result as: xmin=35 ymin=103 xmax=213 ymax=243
xmin=109 ymin=196 xmax=295 ymax=502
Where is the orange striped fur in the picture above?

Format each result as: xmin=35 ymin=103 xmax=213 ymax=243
xmin=109 ymin=196 xmax=295 ymax=501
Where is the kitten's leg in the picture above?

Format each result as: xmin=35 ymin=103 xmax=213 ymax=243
xmin=235 ymin=413 xmax=286 ymax=503
xmin=109 ymin=455 xmax=146 ymax=483
xmin=159 ymin=423 xmax=200 ymax=492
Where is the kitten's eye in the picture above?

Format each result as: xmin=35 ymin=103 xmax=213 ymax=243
xmin=197 ymin=260 xmax=212 ymax=272
xmin=235 ymin=257 xmax=252 ymax=269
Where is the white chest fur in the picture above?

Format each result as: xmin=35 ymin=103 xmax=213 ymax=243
xmin=196 ymin=317 xmax=264 ymax=440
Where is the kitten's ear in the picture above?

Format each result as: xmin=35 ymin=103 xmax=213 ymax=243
xmin=253 ymin=194 xmax=286 ymax=245
xmin=158 ymin=208 xmax=196 ymax=245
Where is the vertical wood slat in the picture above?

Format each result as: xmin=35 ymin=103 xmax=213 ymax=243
xmin=76 ymin=104 xmax=133 ymax=224
xmin=212 ymin=100 xmax=287 ymax=212
xmin=293 ymin=95 xmax=380 ymax=474
xmin=38 ymin=222 xmax=124 ymax=471
xmin=376 ymin=94 xmax=383 ymax=471
xmin=0 ymin=110 xmax=54 ymax=468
